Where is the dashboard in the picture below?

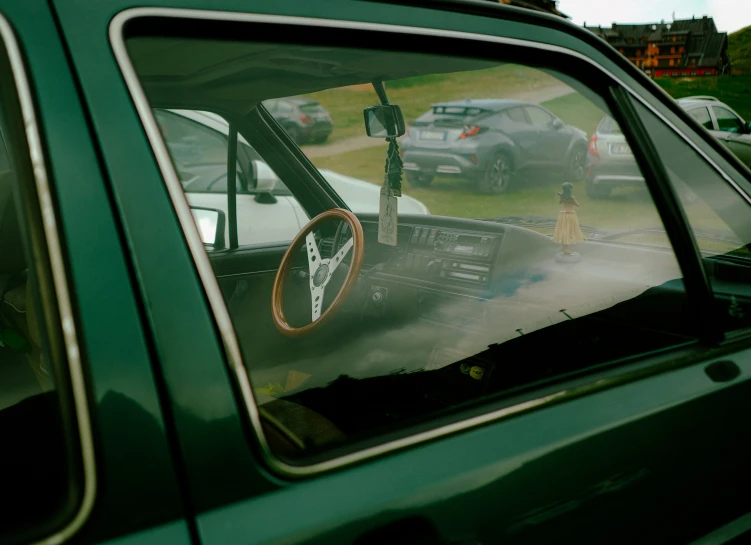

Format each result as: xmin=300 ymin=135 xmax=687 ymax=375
xmin=329 ymin=213 xmax=686 ymax=344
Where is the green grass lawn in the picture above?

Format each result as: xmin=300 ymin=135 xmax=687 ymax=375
xmin=307 ymin=65 xmax=736 ymax=249
xmin=313 ymin=144 xmax=664 ymax=231
xmin=538 ymin=92 xmax=603 ymax=137
xmin=306 ymin=64 xmax=562 ymax=143
xmin=728 ymin=25 xmax=751 ymax=74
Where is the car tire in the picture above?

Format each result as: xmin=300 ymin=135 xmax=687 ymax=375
xmin=478 ymin=153 xmax=512 ymax=194
xmin=286 ymin=126 xmax=302 ymax=144
xmin=585 ymin=177 xmax=611 ymax=199
xmin=568 ymin=145 xmax=587 ymax=182
xmin=406 ymin=172 xmax=434 ymax=187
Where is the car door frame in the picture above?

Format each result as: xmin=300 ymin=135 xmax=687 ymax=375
xmin=522 ymin=104 xmax=569 ymax=164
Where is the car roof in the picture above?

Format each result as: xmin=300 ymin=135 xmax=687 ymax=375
xmin=676 ymin=96 xmax=744 ymax=118
xmin=676 ymin=96 xmax=722 ymax=108
xmin=430 ymin=98 xmax=527 ymax=111
xmin=283 ymin=97 xmax=320 ymax=105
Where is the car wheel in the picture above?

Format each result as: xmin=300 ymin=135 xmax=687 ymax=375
xmin=585 ymin=177 xmax=611 ymax=199
xmin=286 ymin=126 xmax=302 ymax=144
xmin=406 ymin=172 xmax=434 ymax=187
xmin=312 ymin=134 xmax=329 ymax=144
xmin=568 ymin=145 xmax=587 ymax=182
xmin=478 ymin=154 xmax=512 ymax=194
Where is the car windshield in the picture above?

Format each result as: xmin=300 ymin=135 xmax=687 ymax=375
xmin=598 ymin=116 xmax=623 ymax=134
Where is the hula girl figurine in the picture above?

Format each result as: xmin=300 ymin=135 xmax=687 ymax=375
xmin=553 ymin=182 xmax=585 ymax=262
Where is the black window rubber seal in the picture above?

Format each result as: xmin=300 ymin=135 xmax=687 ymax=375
xmin=609 ymin=86 xmax=721 ymax=345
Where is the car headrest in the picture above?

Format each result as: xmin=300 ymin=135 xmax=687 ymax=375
xmin=0 ymin=169 xmax=26 ymax=275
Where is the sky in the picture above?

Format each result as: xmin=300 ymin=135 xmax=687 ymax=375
xmin=560 ymin=0 xmax=751 ymax=34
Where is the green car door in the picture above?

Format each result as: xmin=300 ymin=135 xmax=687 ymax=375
xmin=0 ymin=1 xmax=193 ymax=544
xmin=7 ymin=0 xmax=751 ymax=544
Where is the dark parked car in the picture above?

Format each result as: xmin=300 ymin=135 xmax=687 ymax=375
xmin=262 ymin=97 xmax=334 ymax=144
xmin=401 ymin=99 xmax=588 ymax=193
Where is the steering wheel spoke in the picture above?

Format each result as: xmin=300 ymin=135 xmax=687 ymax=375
xmin=310 ymin=284 xmax=325 ymax=321
xmin=305 ymin=231 xmax=322 ymax=276
xmin=329 ymin=236 xmax=354 ymax=275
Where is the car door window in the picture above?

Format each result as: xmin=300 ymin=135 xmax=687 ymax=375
xmin=633 ymin=98 xmax=751 ymax=334
xmin=506 ymin=106 xmax=528 ymax=124
xmin=688 ymin=106 xmax=713 ymax=130
xmin=0 ymin=43 xmax=87 ymax=543
xmin=277 ymin=100 xmax=293 ymax=114
xmin=263 ymin=99 xmax=278 ymax=113
xmin=712 ymin=106 xmax=745 ymax=133
xmin=525 ymin=106 xmax=554 ymax=127
xmin=154 ymin=109 xmax=308 ymax=246
xmin=126 ymin=33 xmax=700 ymax=467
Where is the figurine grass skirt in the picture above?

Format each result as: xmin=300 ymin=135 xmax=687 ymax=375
xmin=553 ymin=210 xmax=585 ymax=245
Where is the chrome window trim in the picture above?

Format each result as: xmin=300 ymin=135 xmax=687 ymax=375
xmin=0 ymin=13 xmax=96 ymax=543
xmin=110 ymin=6 xmax=740 ymax=478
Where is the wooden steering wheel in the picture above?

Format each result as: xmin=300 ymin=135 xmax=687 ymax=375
xmin=272 ymin=208 xmax=364 ymax=337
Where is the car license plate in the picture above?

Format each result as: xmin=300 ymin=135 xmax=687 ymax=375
xmin=610 ymin=144 xmax=632 ymax=155
xmin=420 ymin=130 xmax=447 ymax=141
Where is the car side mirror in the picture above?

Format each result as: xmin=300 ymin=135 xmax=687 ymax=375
xmin=191 ymin=206 xmax=226 ymax=250
xmin=364 ymin=104 xmax=406 ymax=138
xmin=252 ymin=160 xmax=279 ymax=204
xmin=551 ymin=118 xmax=564 ymax=130
xmin=745 ymin=121 xmax=751 ymax=134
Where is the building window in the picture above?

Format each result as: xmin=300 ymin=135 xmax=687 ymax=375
xmin=671 ymin=47 xmax=676 ymax=54
xmin=691 ymin=71 xmax=697 ymax=76
xmin=682 ymin=72 xmax=688 ymax=76
xmin=679 ymin=46 xmax=685 ymax=53
xmin=670 ymin=59 xmax=674 ymax=66
xmin=672 ymin=36 xmax=677 ymax=42
xmin=673 ymin=71 xmax=678 ymax=76
xmin=637 ymin=49 xmax=642 ymax=56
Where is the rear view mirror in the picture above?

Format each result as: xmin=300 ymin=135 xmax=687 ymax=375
xmin=745 ymin=121 xmax=751 ymax=135
xmin=552 ymin=118 xmax=564 ymax=130
xmin=364 ymin=104 xmax=406 ymax=138
xmin=191 ymin=206 xmax=226 ymax=250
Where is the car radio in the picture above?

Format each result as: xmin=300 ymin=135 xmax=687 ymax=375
xmin=434 ymin=231 xmax=495 ymax=260
xmin=401 ymin=227 xmax=500 ymax=286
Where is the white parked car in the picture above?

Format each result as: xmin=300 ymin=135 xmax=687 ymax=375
xmin=154 ymin=109 xmax=429 ymax=246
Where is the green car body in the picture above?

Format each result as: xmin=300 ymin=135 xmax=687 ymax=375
xmin=2 ymin=1 xmax=751 ymax=544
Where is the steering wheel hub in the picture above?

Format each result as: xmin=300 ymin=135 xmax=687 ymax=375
xmin=312 ymin=264 xmax=330 ymax=287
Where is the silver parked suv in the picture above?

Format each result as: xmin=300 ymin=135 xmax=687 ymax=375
xmin=587 ymin=96 xmax=751 ymax=199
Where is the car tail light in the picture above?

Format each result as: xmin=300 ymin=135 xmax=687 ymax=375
xmin=300 ymin=114 xmax=313 ymax=125
xmin=588 ymin=134 xmax=599 ymax=157
xmin=459 ymin=126 xmax=487 ymax=139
